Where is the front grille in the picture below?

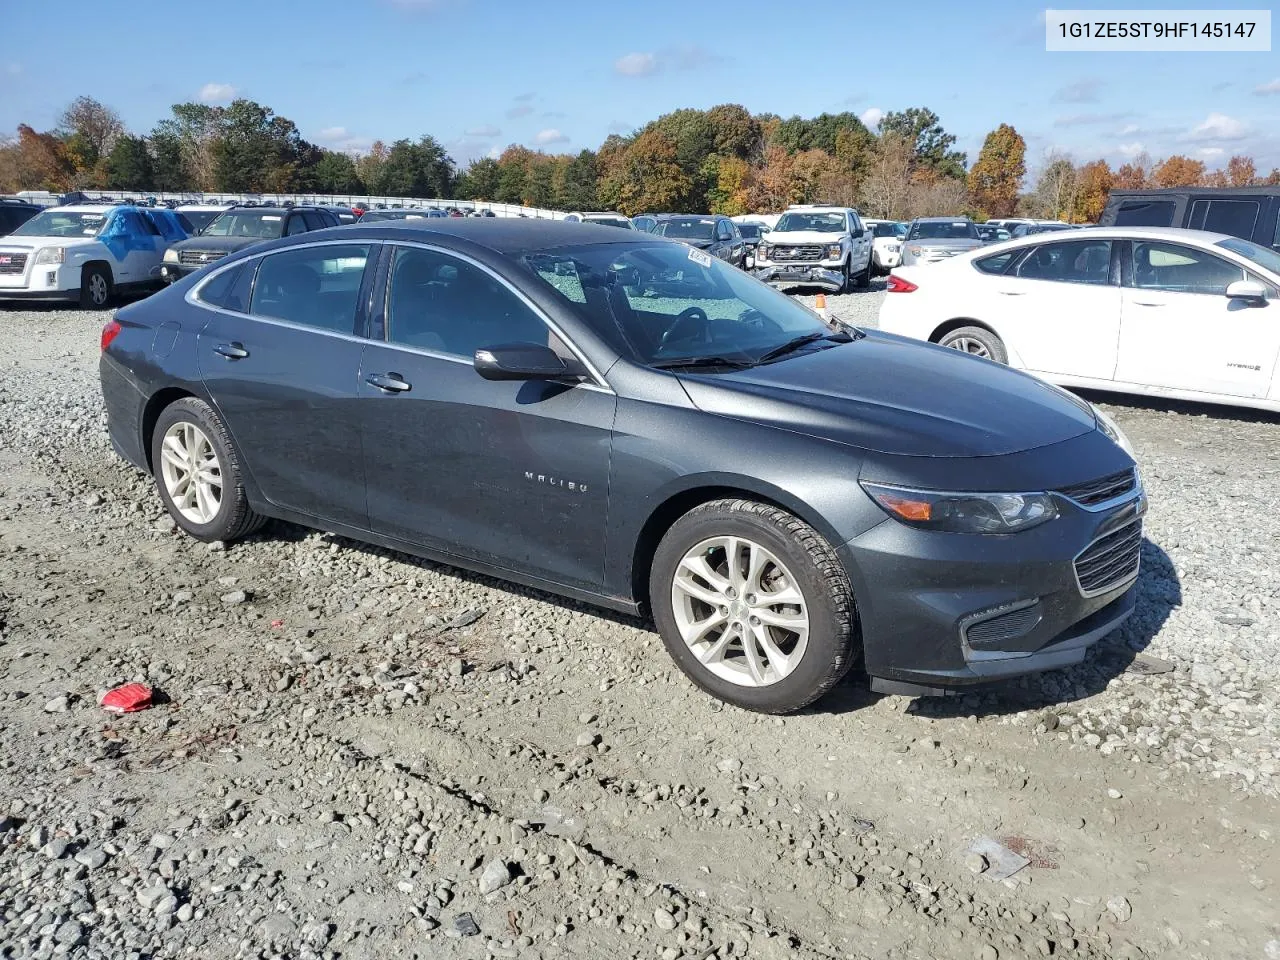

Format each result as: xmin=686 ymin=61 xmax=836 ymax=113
xmin=770 ymin=244 xmax=824 ymax=263
xmin=1074 ymin=520 xmax=1142 ymax=596
xmin=179 ymin=250 xmax=228 ymax=266
xmin=1058 ymin=469 xmax=1136 ymax=507
xmin=965 ymin=602 xmax=1043 ymax=650
xmin=0 ymin=252 xmax=27 ymax=275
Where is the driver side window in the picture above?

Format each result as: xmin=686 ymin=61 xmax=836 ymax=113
xmin=1130 ymin=242 xmax=1244 ymax=295
xmin=384 ymin=246 xmax=554 ymax=357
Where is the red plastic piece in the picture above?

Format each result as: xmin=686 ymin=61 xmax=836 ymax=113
xmin=100 ymin=683 xmax=153 ymax=714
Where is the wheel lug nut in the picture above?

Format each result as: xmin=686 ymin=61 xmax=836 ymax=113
xmin=719 ymin=606 xmax=728 ymax=616
xmin=746 ymin=593 xmax=757 ymax=604
xmin=725 ymin=588 xmax=736 ymax=599
xmin=749 ymin=615 xmax=760 ymax=626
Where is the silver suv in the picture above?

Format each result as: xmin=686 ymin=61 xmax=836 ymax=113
xmin=900 ymin=217 xmax=985 ymax=266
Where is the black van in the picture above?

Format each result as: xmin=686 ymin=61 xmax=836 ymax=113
xmin=1099 ymin=186 xmax=1280 ymax=250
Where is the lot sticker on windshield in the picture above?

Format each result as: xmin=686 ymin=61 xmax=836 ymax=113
xmin=687 ymin=247 xmax=713 ymax=268
xmin=262 ymin=215 xmax=282 ymax=221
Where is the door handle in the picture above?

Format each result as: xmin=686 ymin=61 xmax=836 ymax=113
xmin=997 ymin=290 xmax=1026 ymax=296
xmin=1130 ymin=301 xmax=1165 ymax=307
xmin=366 ymin=373 xmax=411 ymax=393
xmin=213 ymin=342 xmax=249 ymax=359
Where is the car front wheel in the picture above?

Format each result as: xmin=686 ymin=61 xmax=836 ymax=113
xmin=650 ymin=499 xmax=858 ymax=713
xmin=151 ymin=397 xmax=267 ymax=543
xmin=80 ymin=264 xmax=113 ymax=310
xmin=938 ymin=325 xmax=1008 ymax=364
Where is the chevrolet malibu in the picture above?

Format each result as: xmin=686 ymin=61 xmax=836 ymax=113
xmin=100 ymin=220 xmax=1144 ymax=713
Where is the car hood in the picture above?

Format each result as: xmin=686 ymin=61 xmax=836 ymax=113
xmin=677 ymin=237 xmax=717 ymax=250
xmin=0 ymin=236 xmax=99 ymax=251
xmin=907 ymin=237 xmax=983 ymax=250
xmin=172 ymin=236 xmax=268 ymax=253
xmin=766 ymin=230 xmax=846 ymax=245
xmin=676 ymin=331 xmax=1097 ymax=458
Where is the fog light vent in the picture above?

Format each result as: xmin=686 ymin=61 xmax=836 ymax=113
xmin=964 ymin=602 xmax=1043 ymax=650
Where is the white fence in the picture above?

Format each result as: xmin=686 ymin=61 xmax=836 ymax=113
xmin=19 ymin=190 xmax=567 ymax=219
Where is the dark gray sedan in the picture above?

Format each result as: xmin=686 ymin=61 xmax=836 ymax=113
xmin=100 ymin=220 xmax=1142 ymax=713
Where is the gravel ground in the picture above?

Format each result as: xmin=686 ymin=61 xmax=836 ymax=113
xmin=0 ymin=297 xmax=1277 ymax=960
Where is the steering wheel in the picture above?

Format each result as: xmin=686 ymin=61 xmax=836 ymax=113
xmin=659 ymin=306 xmax=709 ymax=351
xmin=738 ymin=307 xmax=785 ymax=336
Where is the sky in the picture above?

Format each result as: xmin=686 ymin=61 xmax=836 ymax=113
xmin=4 ymin=0 xmax=1279 ymax=175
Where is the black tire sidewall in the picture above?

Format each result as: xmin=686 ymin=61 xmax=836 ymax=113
xmin=941 ymin=325 xmax=1008 ymax=364
xmin=650 ymin=505 xmax=851 ymax=713
xmin=150 ymin=399 xmax=241 ymax=541
xmin=81 ymin=265 xmax=112 ymax=310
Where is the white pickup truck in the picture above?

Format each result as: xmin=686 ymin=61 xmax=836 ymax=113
xmin=0 ymin=204 xmax=187 ymax=308
xmin=752 ymin=205 xmax=874 ymax=293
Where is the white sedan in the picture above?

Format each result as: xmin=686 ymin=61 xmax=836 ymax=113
xmin=878 ymin=226 xmax=1280 ymax=414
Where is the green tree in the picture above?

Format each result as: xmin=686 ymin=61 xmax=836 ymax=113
xmin=379 ymin=135 xmax=455 ymax=199
xmin=879 ymin=107 xmax=966 ymax=179
xmin=967 ymin=123 xmax=1026 ymax=218
xmin=152 ymin=103 xmax=224 ymax=191
xmin=310 ymin=150 xmax=364 ymax=193
xmin=455 ymin=156 xmax=501 ymax=200
xmin=707 ymin=155 xmax=750 ymax=215
xmin=58 ymin=96 xmax=123 ymax=184
xmin=495 ymin=145 xmax=535 ymax=204
xmin=557 ymin=150 xmax=598 ymax=209
xmin=104 ymin=135 xmax=154 ymax=190
xmin=705 ymin=104 xmax=761 ymax=160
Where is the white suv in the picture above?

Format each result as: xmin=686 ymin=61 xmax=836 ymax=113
xmin=753 ymin=205 xmax=874 ymax=292
xmin=0 ymin=204 xmax=186 ymax=308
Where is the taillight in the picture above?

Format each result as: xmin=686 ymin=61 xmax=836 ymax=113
xmin=100 ymin=318 xmax=122 ymax=351
xmin=886 ymin=274 xmax=918 ymax=293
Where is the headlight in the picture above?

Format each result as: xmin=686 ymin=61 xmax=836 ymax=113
xmin=861 ymin=481 xmax=1059 ymax=534
xmin=886 ymin=242 xmax=900 ymax=252
xmin=32 ymin=247 xmax=65 ymax=265
xmin=757 ymin=244 xmax=769 ymax=261
xmin=825 ymin=244 xmax=843 ymax=259
xmin=1092 ymin=405 xmax=1135 ymax=457
xmin=907 ymin=245 xmax=922 ymax=256
xmin=163 ymin=248 xmax=179 ymax=263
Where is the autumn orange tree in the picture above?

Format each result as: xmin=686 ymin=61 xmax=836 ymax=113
xmin=1152 ymin=155 xmax=1206 ymax=188
xmin=967 ymin=123 xmax=1026 ymax=218
xmin=1073 ymin=160 xmax=1114 ymax=222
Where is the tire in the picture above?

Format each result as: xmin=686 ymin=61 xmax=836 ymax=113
xmin=649 ymin=498 xmax=859 ymax=714
xmin=839 ymin=258 xmax=856 ymax=294
xmin=150 ymin=397 xmax=267 ymax=543
xmin=80 ymin=264 xmax=113 ymax=310
xmin=937 ymin=325 xmax=1008 ymax=364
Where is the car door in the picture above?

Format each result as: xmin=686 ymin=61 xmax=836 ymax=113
xmin=982 ymin=238 xmax=1121 ymax=380
xmin=195 ymin=241 xmax=376 ymax=527
xmin=102 ymin=209 xmax=159 ymax=285
xmin=1115 ymin=239 xmax=1280 ymax=398
xmin=358 ymin=242 xmax=616 ymax=591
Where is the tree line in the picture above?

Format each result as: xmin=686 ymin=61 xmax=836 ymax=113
xmin=3 ymin=96 xmax=1277 ymax=222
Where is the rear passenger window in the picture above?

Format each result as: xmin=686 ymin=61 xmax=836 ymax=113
xmin=249 ymin=244 xmax=371 ymax=333
xmin=1114 ymin=200 xmax=1175 ymax=227
xmin=285 ymin=215 xmax=309 ymax=236
xmin=195 ymin=265 xmax=243 ymax=310
xmin=302 ymin=212 xmax=326 ymax=231
xmin=1188 ymin=199 xmax=1260 ymax=239
xmin=973 ymin=251 xmax=1019 ymax=275
xmin=1016 ymin=240 xmax=1112 ymax=285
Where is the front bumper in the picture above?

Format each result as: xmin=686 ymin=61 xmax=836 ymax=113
xmin=0 ymin=263 xmax=77 ymax=300
xmin=841 ymin=489 xmax=1145 ymax=693
xmin=753 ymin=264 xmax=844 ymax=291
xmin=160 ymin=262 xmax=202 ymax=283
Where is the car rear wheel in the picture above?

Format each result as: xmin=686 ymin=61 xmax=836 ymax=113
xmin=151 ymin=397 xmax=266 ymax=543
xmin=80 ymin=264 xmax=113 ymax=310
xmin=938 ymin=325 xmax=1008 ymax=364
xmin=650 ymin=499 xmax=858 ymax=713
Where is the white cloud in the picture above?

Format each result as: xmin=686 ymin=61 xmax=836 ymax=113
xmin=486 ymin=146 xmax=501 ymax=160
xmin=534 ymin=128 xmax=569 ymax=146
xmin=1117 ymin=123 xmax=1141 ymax=136
xmin=506 ymin=103 xmax=535 ymax=120
xmin=615 ymin=52 xmax=657 ymax=77
xmin=316 ymin=126 xmax=372 ymax=154
xmin=1198 ymin=147 xmax=1225 ymax=158
xmin=1253 ymin=78 xmax=1280 ymax=95
xmin=1116 ymin=142 xmax=1146 ymax=158
xmin=859 ymin=107 xmax=883 ymax=129
xmin=198 ymin=82 xmax=237 ymax=104
xmin=1185 ymin=112 xmax=1248 ymax=142
xmin=466 ymin=124 xmax=501 ymax=137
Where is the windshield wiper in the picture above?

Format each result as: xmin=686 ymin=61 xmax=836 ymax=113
xmin=754 ymin=331 xmax=853 ymax=364
xmin=650 ymin=356 xmax=755 ymax=371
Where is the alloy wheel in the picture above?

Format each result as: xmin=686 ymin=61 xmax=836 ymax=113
xmin=159 ymin=421 xmax=223 ymax=524
xmin=947 ymin=336 xmax=990 ymax=358
xmin=670 ymin=536 xmax=810 ymax=687
xmin=89 ymin=273 xmax=108 ymax=306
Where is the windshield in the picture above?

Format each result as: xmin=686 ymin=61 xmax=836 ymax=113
xmin=1218 ymin=236 xmax=1280 ymax=276
xmin=871 ymin=222 xmax=903 ymax=238
xmin=178 ymin=209 xmax=225 ymax=235
xmin=585 ymin=216 xmax=632 ymax=229
xmin=656 ymin=217 xmax=717 ymax=240
xmin=201 ymin=212 xmax=286 ymax=239
xmin=358 ymin=210 xmax=426 ymax=222
xmin=772 ymin=211 xmax=846 ymax=233
xmin=523 ymin=241 xmax=839 ymax=367
xmin=908 ymin=220 xmax=980 ymax=241
xmin=12 ymin=209 xmax=108 ymax=238
xmin=737 ymin=224 xmax=764 ymax=239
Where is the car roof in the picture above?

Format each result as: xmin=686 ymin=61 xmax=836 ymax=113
xmin=347 ymin=217 xmax=665 ymax=253
xmin=968 ymin=226 xmax=1235 ymax=254
xmin=54 ymin=204 xmax=128 ymax=214
xmin=912 ymin=216 xmax=974 ymax=222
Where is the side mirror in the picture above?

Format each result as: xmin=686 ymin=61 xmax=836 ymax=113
xmin=474 ymin=342 xmax=587 ymax=381
xmin=1225 ymin=279 xmax=1268 ymax=304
